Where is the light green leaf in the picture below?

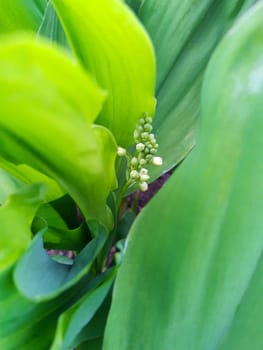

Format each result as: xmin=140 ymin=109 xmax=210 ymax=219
xmin=0 ymin=157 xmax=65 ymax=202
xmin=0 ymin=0 xmax=47 ymax=33
xmin=0 ymin=34 xmax=117 ymax=229
xmin=0 ymin=183 xmax=46 ymax=272
xmin=52 ymin=0 xmax=156 ymax=147
xmin=0 ymin=168 xmax=22 ymax=204
xmin=104 ymin=3 xmax=263 ymax=349
xmin=126 ymin=0 xmax=259 ymax=179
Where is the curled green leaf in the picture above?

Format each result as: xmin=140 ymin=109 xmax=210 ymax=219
xmin=0 ymin=34 xmax=117 ymax=229
xmin=52 ymin=0 xmax=156 ymax=147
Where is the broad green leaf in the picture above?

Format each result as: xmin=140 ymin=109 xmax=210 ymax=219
xmin=126 ymin=0 xmax=259 ymax=179
xmin=0 ymin=250 xmax=110 ymax=350
xmin=0 ymin=34 xmax=117 ymax=229
xmin=0 ymin=0 xmax=47 ymax=33
xmin=52 ymin=0 xmax=156 ymax=147
xmin=51 ymin=270 xmax=115 ymax=350
xmin=14 ymin=225 xmax=107 ymax=301
xmin=74 ymin=296 xmax=112 ymax=346
xmin=104 ymin=3 xmax=263 ymax=349
xmin=0 ymin=157 xmax=65 ymax=202
xmin=0 ymin=183 xmax=46 ymax=271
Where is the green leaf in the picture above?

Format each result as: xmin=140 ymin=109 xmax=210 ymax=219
xmin=0 ymin=0 xmax=47 ymax=33
xmin=38 ymin=1 xmax=70 ymax=49
xmin=52 ymin=0 xmax=156 ymax=147
xmin=32 ymin=203 xmax=88 ymax=250
xmin=14 ymin=225 xmax=107 ymax=301
xmin=0 ymin=157 xmax=65 ymax=202
xmin=0 ymin=253 xmax=109 ymax=350
xmin=51 ymin=270 xmax=115 ymax=350
xmin=104 ymin=3 xmax=263 ymax=349
xmin=0 ymin=34 xmax=117 ymax=229
xmin=0 ymin=183 xmax=46 ymax=272
xmin=0 ymin=168 xmax=22 ymax=204
xmin=126 ymin=0 xmax=259 ymax=179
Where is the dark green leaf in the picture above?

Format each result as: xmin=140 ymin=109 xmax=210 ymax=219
xmin=104 ymin=3 xmax=263 ymax=349
xmin=127 ymin=0 xmax=259 ymax=179
xmin=0 ymin=0 xmax=47 ymax=33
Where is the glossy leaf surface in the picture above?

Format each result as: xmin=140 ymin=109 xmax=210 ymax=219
xmin=126 ymin=0 xmax=259 ymax=179
xmin=14 ymin=226 xmax=107 ymax=301
xmin=104 ymin=3 xmax=263 ymax=349
xmin=0 ymin=34 xmax=117 ymax=228
xmin=52 ymin=0 xmax=156 ymax=147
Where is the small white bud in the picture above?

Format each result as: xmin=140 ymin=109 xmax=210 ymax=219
xmin=131 ymin=157 xmax=138 ymax=166
xmin=130 ymin=170 xmax=139 ymax=179
xmin=144 ymin=123 xmax=152 ymax=132
xmin=146 ymin=116 xmax=152 ymax=123
xmin=117 ymin=147 xmax=126 ymax=156
xmin=141 ymin=132 xmax=148 ymax=140
xmin=152 ymin=156 xmax=163 ymax=166
xmin=140 ymin=168 xmax=148 ymax=175
xmin=149 ymin=134 xmax=155 ymax=141
xmin=139 ymin=158 xmax=147 ymax=166
xmin=140 ymin=174 xmax=150 ymax=182
xmin=136 ymin=143 xmax=145 ymax=152
xmin=139 ymin=181 xmax=148 ymax=192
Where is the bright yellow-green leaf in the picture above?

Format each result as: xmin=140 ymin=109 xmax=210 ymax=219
xmin=52 ymin=0 xmax=156 ymax=147
xmin=0 ymin=183 xmax=46 ymax=272
xmin=0 ymin=34 xmax=117 ymax=229
xmin=0 ymin=158 xmax=65 ymax=202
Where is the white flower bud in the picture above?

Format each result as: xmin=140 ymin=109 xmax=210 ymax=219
xmin=117 ymin=147 xmax=126 ymax=156
xmin=139 ymin=158 xmax=147 ymax=166
xmin=140 ymin=168 xmax=148 ymax=175
xmin=152 ymin=156 xmax=163 ymax=166
xmin=149 ymin=134 xmax=155 ymax=142
xmin=136 ymin=143 xmax=145 ymax=152
xmin=140 ymin=174 xmax=150 ymax=182
xmin=141 ymin=132 xmax=148 ymax=140
xmin=131 ymin=157 xmax=138 ymax=166
xmin=139 ymin=181 xmax=148 ymax=192
xmin=130 ymin=170 xmax=139 ymax=179
xmin=146 ymin=116 xmax=152 ymax=124
xmin=144 ymin=123 xmax=152 ymax=132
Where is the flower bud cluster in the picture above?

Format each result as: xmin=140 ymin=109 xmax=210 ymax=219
xmin=117 ymin=113 xmax=163 ymax=192
xmin=129 ymin=113 xmax=162 ymax=192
